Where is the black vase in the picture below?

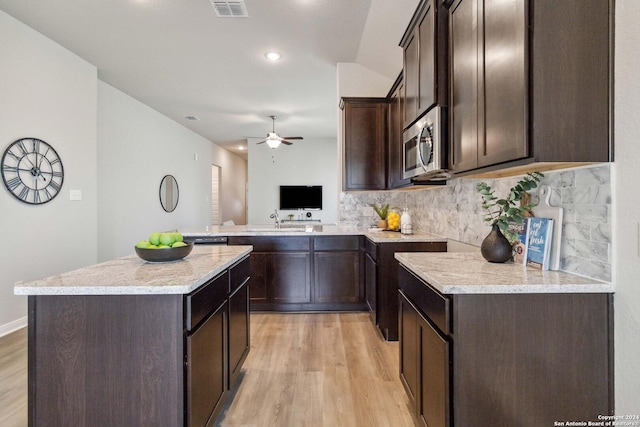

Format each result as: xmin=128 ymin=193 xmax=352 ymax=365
xmin=480 ymin=224 xmax=513 ymax=263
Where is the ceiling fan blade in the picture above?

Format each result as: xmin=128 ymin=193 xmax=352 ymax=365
xmin=281 ymin=136 xmax=303 ymax=140
xmin=256 ymin=140 xmax=267 ymax=144
xmin=281 ymin=140 xmax=293 ymax=145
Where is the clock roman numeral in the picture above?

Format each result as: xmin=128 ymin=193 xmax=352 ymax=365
xmin=34 ymin=190 xmax=41 ymax=204
xmin=7 ymin=150 xmax=21 ymax=162
xmin=51 ymin=171 xmax=63 ymax=178
xmin=16 ymin=140 xmax=28 ymax=156
xmin=6 ymin=176 xmax=21 ymax=191
xmin=50 ymin=158 xmax=60 ymax=165
xmin=3 ymin=165 xmax=18 ymax=174
xmin=49 ymin=180 xmax=61 ymax=192
xmin=18 ymin=186 xmax=30 ymax=201
xmin=32 ymin=139 xmax=40 ymax=154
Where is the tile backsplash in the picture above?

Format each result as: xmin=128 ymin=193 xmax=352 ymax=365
xmin=339 ymin=164 xmax=612 ymax=282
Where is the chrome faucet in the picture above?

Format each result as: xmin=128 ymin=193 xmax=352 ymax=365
xmin=270 ymin=209 xmax=280 ymax=229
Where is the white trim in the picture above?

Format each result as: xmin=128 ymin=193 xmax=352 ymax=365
xmin=0 ymin=316 xmax=27 ymax=337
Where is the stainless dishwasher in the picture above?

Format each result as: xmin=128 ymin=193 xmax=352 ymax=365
xmin=191 ymin=236 xmax=228 ymax=245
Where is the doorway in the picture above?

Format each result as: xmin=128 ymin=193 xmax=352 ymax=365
xmin=211 ymin=165 xmax=220 ymax=225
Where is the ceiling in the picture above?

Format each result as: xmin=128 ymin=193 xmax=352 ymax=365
xmin=0 ymin=0 xmax=419 ymax=159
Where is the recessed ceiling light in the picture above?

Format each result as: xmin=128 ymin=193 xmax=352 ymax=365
xmin=264 ymin=51 xmax=282 ymax=61
xmin=238 ymin=146 xmax=246 ymax=151
xmin=184 ymin=115 xmax=200 ymax=121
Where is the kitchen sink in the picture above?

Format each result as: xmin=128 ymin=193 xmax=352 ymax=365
xmin=245 ymin=224 xmax=323 ymax=233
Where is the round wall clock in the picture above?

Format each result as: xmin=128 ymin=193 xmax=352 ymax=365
xmin=1 ymin=137 xmax=64 ymax=205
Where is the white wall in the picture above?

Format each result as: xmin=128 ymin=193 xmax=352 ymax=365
xmin=613 ymin=0 xmax=640 ymax=412
xmin=0 ymin=11 xmax=248 ymax=333
xmin=247 ymin=137 xmax=337 ymax=224
xmin=211 ymin=143 xmax=247 ymax=225
xmin=0 ymin=10 xmax=98 ymax=334
xmin=97 ymin=82 xmax=214 ymax=261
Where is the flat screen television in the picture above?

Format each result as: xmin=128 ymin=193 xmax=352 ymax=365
xmin=279 ymin=185 xmax=322 ymax=210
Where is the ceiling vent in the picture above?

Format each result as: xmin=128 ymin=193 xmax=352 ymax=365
xmin=211 ymin=1 xmax=248 ymax=18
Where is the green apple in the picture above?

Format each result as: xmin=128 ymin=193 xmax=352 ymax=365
xmin=147 ymin=244 xmax=159 ymax=249
xmin=158 ymin=244 xmax=170 ymax=248
xmin=149 ymin=232 xmax=161 ymax=246
xmin=159 ymin=232 xmax=176 ymax=246
xmin=136 ymin=241 xmax=150 ymax=249
xmin=172 ymin=241 xmax=187 ymax=248
xmin=173 ymin=232 xmax=184 ymax=243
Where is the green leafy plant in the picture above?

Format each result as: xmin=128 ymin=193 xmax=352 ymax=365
xmin=476 ymin=172 xmax=544 ymax=233
xmin=370 ymin=203 xmax=390 ymax=220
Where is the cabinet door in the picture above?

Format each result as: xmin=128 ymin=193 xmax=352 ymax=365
xmin=418 ymin=0 xmax=436 ymax=116
xmin=418 ymin=315 xmax=450 ymax=427
xmin=449 ymin=0 xmax=478 ymax=173
xmin=365 ymin=253 xmax=377 ymax=321
xmin=248 ymin=252 xmax=268 ymax=305
xmin=478 ymin=0 xmax=527 ymax=167
xmin=186 ymin=302 xmax=226 ymax=427
xmin=388 ymin=80 xmax=411 ymax=189
xmin=228 ymin=280 xmax=250 ymax=386
xmin=269 ymin=252 xmax=311 ymax=304
xmin=404 ymin=33 xmax=419 ymax=128
xmin=314 ymin=251 xmax=362 ymax=303
xmin=343 ymin=99 xmax=388 ymax=190
xmin=399 ymin=292 xmax=419 ymax=410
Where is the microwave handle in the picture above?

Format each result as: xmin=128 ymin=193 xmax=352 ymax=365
xmin=418 ymin=125 xmax=433 ymax=170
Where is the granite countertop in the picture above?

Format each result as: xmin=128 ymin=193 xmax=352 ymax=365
xmin=180 ymin=225 xmax=447 ymax=243
xmin=14 ymin=245 xmax=252 ymax=296
xmin=395 ymin=252 xmax=613 ymax=294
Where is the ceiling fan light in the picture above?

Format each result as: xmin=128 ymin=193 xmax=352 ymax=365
xmin=266 ymin=139 xmax=281 ymax=149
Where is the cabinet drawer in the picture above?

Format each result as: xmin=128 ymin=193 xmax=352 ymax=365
xmin=229 ymin=256 xmax=250 ymax=293
xmin=398 ymin=265 xmax=450 ymax=335
xmin=314 ymin=235 xmax=361 ymax=251
xmin=228 ymin=236 xmax=310 ymax=252
xmin=185 ymin=271 xmax=228 ymax=332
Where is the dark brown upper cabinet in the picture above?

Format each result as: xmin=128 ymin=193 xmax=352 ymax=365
xmin=341 ymin=97 xmax=388 ymax=191
xmin=387 ymin=75 xmax=413 ymax=189
xmin=448 ymin=0 xmax=613 ymax=176
xmin=401 ymin=0 xmax=449 ymax=129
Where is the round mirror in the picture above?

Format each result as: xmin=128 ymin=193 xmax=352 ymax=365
xmin=159 ymin=175 xmax=179 ymax=212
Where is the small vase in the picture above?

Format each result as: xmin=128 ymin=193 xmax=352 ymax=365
xmin=377 ymin=219 xmax=388 ymax=229
xmin=480 ymin=224 xmax=513 ymax=263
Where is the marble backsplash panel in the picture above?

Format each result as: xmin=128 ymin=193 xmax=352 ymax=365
xmin=339 ymin=164 xmax=612 ymax=282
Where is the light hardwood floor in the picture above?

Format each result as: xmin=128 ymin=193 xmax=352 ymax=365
xmin=0 ymin=313 xmax=416 ymax=427
xmin=0 ymin=327 xmax=28 ymax=427
xmin=215 ymin=313 xmax=417 ymax=427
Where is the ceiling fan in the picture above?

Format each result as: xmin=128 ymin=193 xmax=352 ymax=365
xmin=256 ymin=116 xmax=303 ymax=149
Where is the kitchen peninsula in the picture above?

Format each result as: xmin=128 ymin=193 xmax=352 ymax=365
xmin=14 ymin=244 xmax=252 ymax=427
xmin=182 ymin=225 xmax=448 ymax=339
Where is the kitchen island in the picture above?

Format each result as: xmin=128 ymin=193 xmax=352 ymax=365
xmin=15 ymin=244 xmax=252 ymax=427
xmin=395 ymin=252 xmax=614 ymax=427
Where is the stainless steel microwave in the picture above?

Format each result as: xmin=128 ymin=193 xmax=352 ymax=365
xmin=402 ymin=106 xmax=448 ymax=181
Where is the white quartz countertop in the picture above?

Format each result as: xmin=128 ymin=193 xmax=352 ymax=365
xmin=395 ymin=252 xmax=613 ymax=294
xmin=14 ymin=245 xmax=252 ymax=296
xmin=180 ymin=225 xmax=447 ymax=243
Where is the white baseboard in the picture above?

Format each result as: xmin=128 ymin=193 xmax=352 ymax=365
xmin=0 ymin=316 xmax=27 ymax=337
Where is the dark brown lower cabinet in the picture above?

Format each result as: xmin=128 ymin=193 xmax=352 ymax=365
xmin=228 ymin=277 xmax=250 ymax=386
xmin=369 ymin=238 xmax=447 ymax=340
xmin=186 ymin=301 xmax=227 ymax=427
xmin=398 ymin=264 xmax=614 ymax=426
xmin=28 ymin=256 xmax=251 ymax=427
xmin=313 ymin=236 xmax=363 ymax=304
xmin=228 ymin=235 xmax=365 ymax=311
